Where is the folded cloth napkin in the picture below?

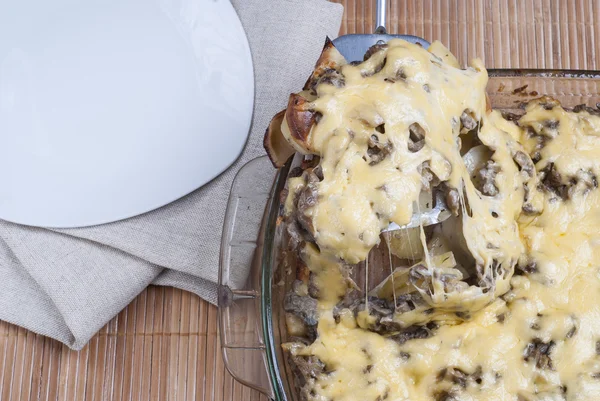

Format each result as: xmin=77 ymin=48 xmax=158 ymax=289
xmin=0 ymin=0 xmax=343 ymax=350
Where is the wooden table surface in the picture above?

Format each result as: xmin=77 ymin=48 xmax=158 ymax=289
xmin=1 ymin=1 xmax=599 ymax=400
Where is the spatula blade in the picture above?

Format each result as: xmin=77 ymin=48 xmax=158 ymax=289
xmin=332 ymin=34 xmax=430 ymax=62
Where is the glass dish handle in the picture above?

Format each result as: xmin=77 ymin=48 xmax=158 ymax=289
xmin=218 ymin=156 xmax=278 ymax=398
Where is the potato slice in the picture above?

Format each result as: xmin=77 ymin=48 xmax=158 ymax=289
xmin=264 ymin=37 xmax=348 ymax=165
xmin=264 ymin=109 xmax=295 ymax=168
xmin=282 ymin=93 xmax=319 ymax=154
xmin=370 ymin=252 xmax=457 ymax=300
xmin=302 ymin=37 xmax=347 ymax=92
xmin=385 ymin=227 xmax=424 ymax=260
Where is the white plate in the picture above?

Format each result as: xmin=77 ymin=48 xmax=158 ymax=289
xmin=0 ymin=0 xmax=254 ymax=228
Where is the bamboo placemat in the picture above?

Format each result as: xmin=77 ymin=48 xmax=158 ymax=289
xmin=1 ymin=1 xmax=599 ymax=400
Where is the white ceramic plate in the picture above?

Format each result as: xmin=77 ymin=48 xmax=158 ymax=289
xmin=0 ymin=0 xmax=254 ymax=227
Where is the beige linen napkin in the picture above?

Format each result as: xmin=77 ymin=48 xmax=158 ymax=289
xmin=0 ymin=0 xmax=343 ymax=350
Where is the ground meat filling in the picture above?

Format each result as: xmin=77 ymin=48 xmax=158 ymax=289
xmin=442 ymin=185 xmax=461 ymax=216
xmin=287 ymin=353 xmax=327 ymax=401
xmin=437 ymin=366 xmax=484 ymax=388
xmin=501 ymin=111 xmax=523 ymax=122
xmin=306 ymin=68 xmax=346 ymax=95
xmin=285 ymin=280 xmax=319 ymax=342
xmin=367 ymin=134 xmax=394 ymax=165
xmin=419 ymin=161 xmax=443 ymax=190
xmin=331 ymin=290 xmax=437 ymax=336
xmin=516 ymin=260 xmax=539 ymax=275
xmin=385 ymin=68 xmax=408 ymax=83
xmin=476 ymin=160 xmax=500 ymax=196
xmin=537 ymin=97 xmax=561 ymax=111
xmin=521 ymin=184 xmax=542 ymax=215
xmin=523 ymin=339 xmax=555 ymax=370
xmin=284 ymin=291 xmax=318 ymax=326
xmin=332 ymin=294 xmax=438 ymax=343
xmin=307 ymin=272 xmax=320 ymax=299
xmin=364 ymin=43 xmax=388 ymax=61
xmin=512 ymin=150 xmax=535 ymax=178
xmin=520 ymin=118 xmax=559 ymax=164
xmin=408 ymin=123 xmax=426 ymax=152
xmin=572 ymin=103 xmax=600 ymax=116
xmin=288 ymin=169 xmax=321 ymax=245
xmin=460 ymin=110 xmax=478 ymax=134
xmin=411 ymin=262 xmax=472 ymax=295
xmin=536 ymin=162 xmax=598 ymax=201
xmin=333 ymin=295 xmax=398 ymax=333
xmin=287 ymin=220 xmax=307 ymax=252
xmin=361 ymin=46 xmax=387 ymax=77
xmin=389 ymin=322 xmax=438 ymax=345
xmin=538 ymin=163 xmax=570 ymax=200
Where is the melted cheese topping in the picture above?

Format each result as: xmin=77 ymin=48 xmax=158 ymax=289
xmin=282 ymin=40 xmax=600 ymax=401
xmin=285 ymin=40 xmax=531 ymax=314
xmin=287 ymin=40 xmax=489 ymax=263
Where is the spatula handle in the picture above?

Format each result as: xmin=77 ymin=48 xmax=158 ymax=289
xmin=376 ymin=0 xmax=387 ymax=34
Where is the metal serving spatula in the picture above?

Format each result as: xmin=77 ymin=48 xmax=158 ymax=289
xmin=332 ymin=0 xmax=449 ymax=231
xmin=382 ymin=191 xmax=452 ymax=232
xmin=332 ymin=0 xmax=430 ymax=62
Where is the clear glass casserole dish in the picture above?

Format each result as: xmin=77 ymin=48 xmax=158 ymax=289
xmin=218 ymin=70 xmax=600 ymax=401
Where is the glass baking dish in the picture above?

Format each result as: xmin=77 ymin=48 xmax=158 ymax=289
xmin=218 ymin=70 xmax=600 ymax=401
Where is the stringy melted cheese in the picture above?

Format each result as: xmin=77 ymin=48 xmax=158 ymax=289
xmin=283 ymin=40 xmax=600 ymax=401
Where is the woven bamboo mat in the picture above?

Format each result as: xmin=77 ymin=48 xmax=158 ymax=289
xmin=1 ymin=1 xmax=599 ymax=400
